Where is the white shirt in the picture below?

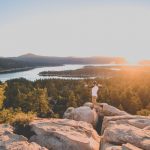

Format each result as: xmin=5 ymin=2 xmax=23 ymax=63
xmin=92 ymin=85 xmax=99 ymax=97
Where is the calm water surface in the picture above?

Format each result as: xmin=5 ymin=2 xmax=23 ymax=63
xmin=0 ymin=65 xmax=90 ymax=82
xmin=0 ymin=64 xmax=135 ymax=82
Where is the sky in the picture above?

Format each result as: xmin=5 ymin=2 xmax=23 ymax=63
xmin=0 ymin=0 xmax=150 ymax=63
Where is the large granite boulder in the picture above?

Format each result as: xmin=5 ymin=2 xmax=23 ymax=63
xmin=30 ymin=118 xmax=100 ymax=150
xmin=101 ymin=116 xmax=150 ymax=150
xmin=144 ymin=126 xmax=150 ymax=130
xmin=100 ymin=141 xmax=122 ymax=150
xmin=100 ymin=141 xmax=143 ymax=150
xmin=64 ymin=106 xmax=98 ymax=126
xmin=63 ymin=103 xmax=150 ymax=150
xmin=63 ymin=102 xmax=128 ymax=128
xmin=0 ymin=124 xmax=47 ymax=150
xmin=1 ymin=103 xmax=149 ymax=150
xmin=101 ymin=115 xmax=150 ymax=133
xmin=96 ymin=103 xmax=128 ymax=116
xmin=122 ymin=143 xmax=143 ymax=150
xmin=103 ymin=123 xmax=150 ymax=150
xmin=127 ymin=117 xmax=150 ymax=129
xmin=83 ymin=102 xmax=94 ymax=108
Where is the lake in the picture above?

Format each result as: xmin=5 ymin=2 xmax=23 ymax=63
xmin=0 ymin=64 xmax=137 ymax=82
xmin=0 ymin=64 xmax=91 ymax=82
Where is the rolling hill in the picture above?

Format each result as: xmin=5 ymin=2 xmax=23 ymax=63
xmin=0 ymin=53 xmax=126 ymax=73
xmin=0 ymin=58 xmax=31 ymax=71
xmin=13 ymin=53 xmax=127 ymax=65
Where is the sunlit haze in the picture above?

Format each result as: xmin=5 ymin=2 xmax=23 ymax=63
xmin=0 ymin=0 xmax=150 ymax=63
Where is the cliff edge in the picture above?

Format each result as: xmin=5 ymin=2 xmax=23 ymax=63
xmin=0 ymin=103 xmax=150 ymax=150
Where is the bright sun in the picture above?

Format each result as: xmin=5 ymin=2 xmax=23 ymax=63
xmin=126 ymin=57 xmax=139 ymax=64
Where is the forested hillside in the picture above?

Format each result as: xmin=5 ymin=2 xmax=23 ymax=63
xmin=0 ymin=58 xmax=31 ymax=71
xmin=39 ymin=65 xmax=150 ymax=78
xmin=0 ymin=72 xmax=150 ymax=120
xmin=0 ymin=54 xmax=126 ymax=73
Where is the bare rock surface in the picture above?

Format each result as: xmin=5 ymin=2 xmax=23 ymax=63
xmin=100 ymin=142 xmax=143 ymax=150
xmin=0 ymin=103 xmax=149 ymax=150
xmin=0 ymin=124 xmax=13 ymax=134
xmin=0 ymin=124 xmax=47 ymax=150
xmin=100 ymin=141 xmax=122 ymax=150
xmin=64 ymin=106 xmax=98 ymax=126
xmin=83 ymin=102 xmax=94 ymax=108
xmin=101 ymin=115 xmax=150 ymax=133
xmin=30 ymin=118 xmax=100 ymax=150
xmin=127 ymin=118 xmax=150 ymax=129
xmin=64 ymin=103 xmax=150 ymax=150
xmin=102 ymin=122 xmax=150 ymax=150
xmin=122 ymin=143 xmax=143 ymax=150
xmin=96 ymin=103 xmax=128 ymax=116
xmin=101 ymin=114 xmax=150 ymax=150
xmin=144 ymin=125 xmax=150 ymax=130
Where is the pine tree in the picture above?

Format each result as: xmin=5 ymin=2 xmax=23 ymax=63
xmin=67 ymin=91 xmax=77 ymax=107
xmin=36 ymin=88 xmax=50 ymax=116
xmin=0 ymin=83 xmax=6 ymax=109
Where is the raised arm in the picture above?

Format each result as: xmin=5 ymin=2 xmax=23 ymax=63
xmin=98 ymin=84 xmax=103 ymax=88
xmin=84 ymin=83 xmax=94 ymax=88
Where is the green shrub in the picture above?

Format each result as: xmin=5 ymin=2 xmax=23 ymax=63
xmin=0 ymin=108 xmax=35 ymax=125
xmin=51 ymin=113 xmax=60 ymax=118
xmin=137 ymin=109 xmax=150 ymax=116
xmin=0 ymin=108 xmax=13 ymax=123
xmin=11 ymin=111 xmax=36 ymax=126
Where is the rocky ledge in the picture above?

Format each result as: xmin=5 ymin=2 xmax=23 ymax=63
xmin=0 ymin=103 xmax=150 ymax=150
xmin=0 ymin=124 xmax=47 ymax=150
xmin=30 ymin=118 xmax=100 ymax=150
xmin=64 ymin=102 xmax=150 ymax=150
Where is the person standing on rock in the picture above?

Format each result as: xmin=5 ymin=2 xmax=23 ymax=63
xmin=85 ymin=81 xmax=102 ymax=108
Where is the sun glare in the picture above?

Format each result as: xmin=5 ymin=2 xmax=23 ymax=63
xmin=126 ymin=57 xmax=139 ymax=64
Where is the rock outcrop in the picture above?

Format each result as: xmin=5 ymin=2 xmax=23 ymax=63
xmin=29 ymin=118 xmax=100 ymax=150
xmin=101 ymin=120 xmax=150 ymax=150
xmin=0 ymin=124 xmax=47 ymax=150
xmin=96 ymin=103 xmax=128 ymax=116
xmin=64 ymin=106 xmax=98 ymax=126
xmin=96 ymin=104 xmax=150 ymax=150
xmin=101 ymin=115 xmax=150 ymax=133
xmin=122 ymin=143 xmax=143 ymax=150
xmin=63 ymin=103 xmax=128 ymax=126
xmin=64 ymin=102 xmax=150 ymax=150
xmin=0 ymin=102 xmax=150 ymax=150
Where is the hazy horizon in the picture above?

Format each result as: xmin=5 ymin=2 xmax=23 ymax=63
xmin=0 ymin=0 xmax=150 ymax=63
xmin=0 ymin=52 xmax=126 ymax=59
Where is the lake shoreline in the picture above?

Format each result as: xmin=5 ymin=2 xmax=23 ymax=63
xmin=39 ymin=65 xmax=150 ymax=78
xmin=38 ymin=66 xmax=120 ymax=78
xmin=0 ymin=64 xmax=65 ymax=74
xmin=0 ymin=64 xmax=86 ymax=82
xmin=1 ymin=64 xmax=149 ymax=82
xmin=0 ymin=67 xmax=34 ymax=74
xmin=0 ymin=64 xmax=140 ymax=75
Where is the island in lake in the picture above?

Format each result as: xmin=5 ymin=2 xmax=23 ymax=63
xmin=39 ymin=65 xmax=150 ymax=78
xmin=0 ymin=53 xmax=126 ymax=74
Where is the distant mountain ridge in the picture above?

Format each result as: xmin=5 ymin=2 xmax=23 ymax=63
xmin=13 ymin=53 xmax=127 ymax=65
xmin=0 ymin=58 xmax=30 ymax=70
xmin=0 ymin=53 xmax=126 ymax=73
xmin=18 ymin=53 xmax=38 ymax=58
